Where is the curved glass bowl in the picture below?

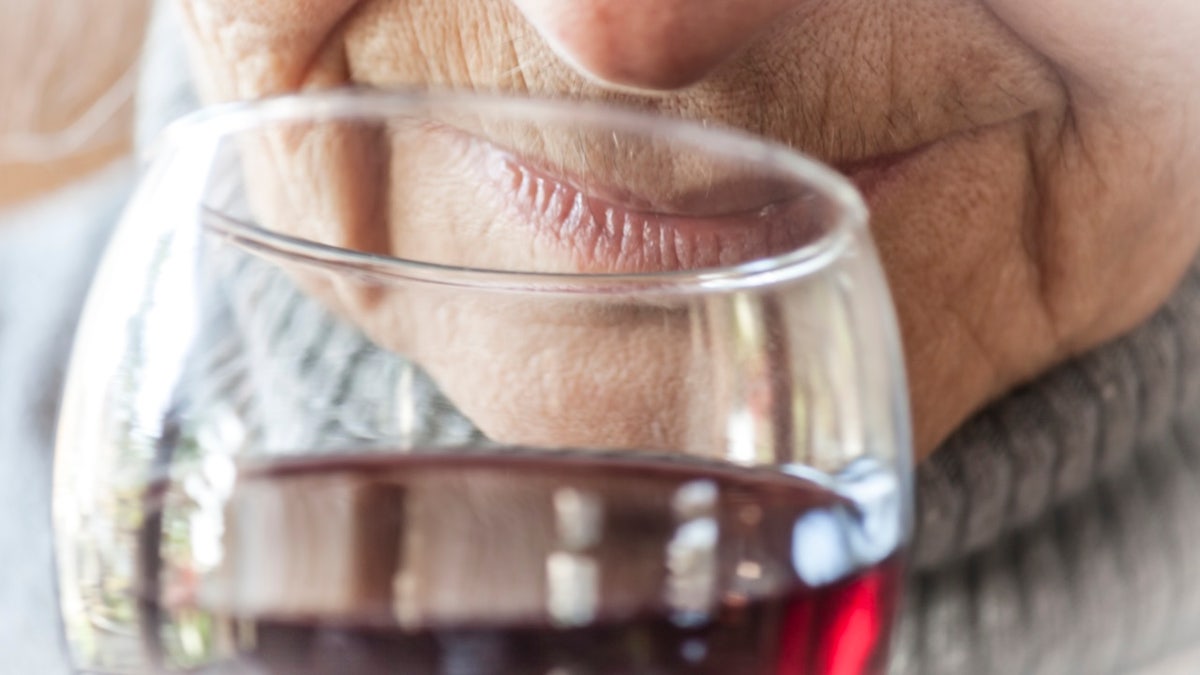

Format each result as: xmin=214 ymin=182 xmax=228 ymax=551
xmin=54 ymin=89 xmax=911 ymax=675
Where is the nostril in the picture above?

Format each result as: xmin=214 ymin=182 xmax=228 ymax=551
xmin=512 ymin=0 xmax=800 ymax=91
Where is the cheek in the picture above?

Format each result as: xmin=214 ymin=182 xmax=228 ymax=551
xmin=983 ymin=0 xmax=1200 ymax=105
xmin=868 ymin=117 xmax=1060 ymax=451
xmin=872 ymin=99 xmax=1200 ymax=453
xmin=870 ymin=118 xmax=1052 ymax=362
xmin=1038 ymin=115 xmax=1200 ymax=345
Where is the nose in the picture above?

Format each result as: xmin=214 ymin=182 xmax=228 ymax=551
xmin=511 ymin=0 xmax=800 ymax=90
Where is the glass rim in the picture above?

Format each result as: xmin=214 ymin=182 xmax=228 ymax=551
xmin=161 ymin=87 xmax=870 ymax=293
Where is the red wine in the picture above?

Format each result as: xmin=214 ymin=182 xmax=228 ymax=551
xmin=137 ymin=452 xmax=902 ymax=674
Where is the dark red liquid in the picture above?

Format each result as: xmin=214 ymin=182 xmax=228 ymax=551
xmin=138 ymin=452 xmax=902 ymax=674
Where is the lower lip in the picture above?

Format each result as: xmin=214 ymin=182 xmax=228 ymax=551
xmin=476 ymin=149 xmax=831 ymax=274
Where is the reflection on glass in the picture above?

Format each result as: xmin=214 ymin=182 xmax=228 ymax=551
xmin=54 ymin=91 xmax=910 ymax=675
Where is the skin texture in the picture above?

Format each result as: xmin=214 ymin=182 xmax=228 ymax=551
xmin=179 ymin=0 xmax=1200 ymax=459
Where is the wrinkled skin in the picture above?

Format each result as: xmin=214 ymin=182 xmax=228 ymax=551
xmin=180 ymin=0 xmax=1200 ymax=458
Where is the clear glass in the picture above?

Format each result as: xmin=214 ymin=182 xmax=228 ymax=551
xmin=54 ymin=89 xmax=912 ymax=675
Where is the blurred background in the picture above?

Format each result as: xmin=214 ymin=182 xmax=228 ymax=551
xmin=0 ymin=0 xmax=149 ymax=207
xmin=0 ymin=4 xmax=154 ymax=671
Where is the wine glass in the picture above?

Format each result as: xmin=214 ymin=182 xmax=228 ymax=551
xmin=53 ymin=89 xmax=912 ymax=675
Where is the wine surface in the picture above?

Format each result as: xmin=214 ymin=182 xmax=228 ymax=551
xmin=133 ymin=451 xmax=902 ymax=674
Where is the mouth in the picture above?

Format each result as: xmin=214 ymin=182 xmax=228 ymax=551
xmin=415 ymin=114 xmax=960 ymax=276
xmin=837 ymin=119 xmax=1016 ymax=205
xmin=837 ymin=142 xmax=941 ymax=203
xmin=458 ymin=139 xmax=834 ymax=274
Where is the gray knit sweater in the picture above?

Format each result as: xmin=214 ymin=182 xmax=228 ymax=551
xmin=2 ymin=4 xmax=1197 ymax=673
